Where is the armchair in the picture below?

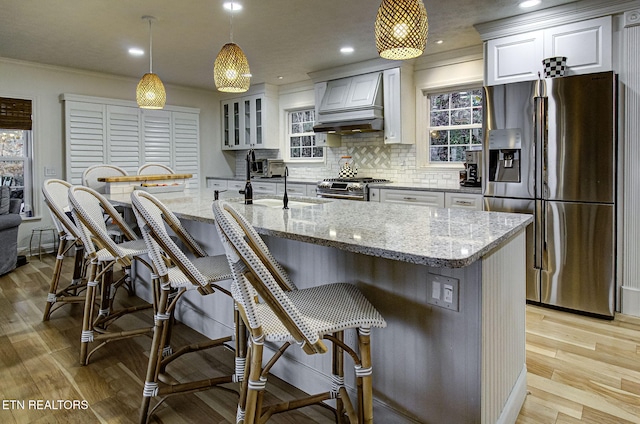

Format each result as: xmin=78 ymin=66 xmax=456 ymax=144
xmin=0 ymin=194 xmax=23 ymax=275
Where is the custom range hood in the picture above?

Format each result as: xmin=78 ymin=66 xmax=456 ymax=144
xmin=313 ymin=72 xmax=384 ymax=135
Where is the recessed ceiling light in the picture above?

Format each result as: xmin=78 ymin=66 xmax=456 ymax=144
xmin=435 ymin=40 xmax=444 ymax=44
xmin=340 ymin=46 xmax=354 ymax=54
xmin=223 ymin=2 xmax=243 ymax=11
xmin=519 ymin=0 xmax=541 ymax=8
xmin=277 ymin=76 xmax=284 ymax=80
xmin=128 ymin=47 xmax=144 ymax=56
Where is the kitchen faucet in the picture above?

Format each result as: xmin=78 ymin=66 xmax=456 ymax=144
xmin=239 ymin=149 xmax=254 ymax=204
xmin=283 ymin=166 xmax=289 ymax=209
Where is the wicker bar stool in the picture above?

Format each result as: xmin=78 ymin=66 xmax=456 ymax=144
xmin=130 ymin=190 xmax=244 ymax=424
xmin=212 ymin=201 xmax=386 ymax=424
xmin=68 ymin=185 xmax=155 ymax=365
xmin=82 ymin=163 xmax=130 ymax=242
xmin=41 ymin=179 xmax=87 ymax=321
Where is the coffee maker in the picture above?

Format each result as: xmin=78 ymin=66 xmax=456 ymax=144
xmin=461 ymin=149 xmax=483 ymax=187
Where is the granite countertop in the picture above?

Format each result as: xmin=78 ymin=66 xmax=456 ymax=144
xmin=206 ymin=176 xmax=483 ymax=194
xmin=108 ymin=189 xmax=531 ymax=268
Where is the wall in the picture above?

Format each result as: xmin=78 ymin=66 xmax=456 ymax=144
xmin=0 ymin=57 xmax=231 ymax=253
xmin=234 ymin=47 xmax=484 ymax=188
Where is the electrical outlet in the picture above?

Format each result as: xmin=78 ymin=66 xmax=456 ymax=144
xmin=426 ymin=273 xmax=459 ymax=312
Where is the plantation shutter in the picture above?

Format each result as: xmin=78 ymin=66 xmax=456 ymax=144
xmin=173 ymin=112 xmax=200 ymax=189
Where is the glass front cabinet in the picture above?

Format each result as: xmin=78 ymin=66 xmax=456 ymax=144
xmin=221 ymin=84 xmax=278 ymax=150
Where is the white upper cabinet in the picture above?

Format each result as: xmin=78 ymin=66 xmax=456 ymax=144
xmin=382 ymin=67 xmax=415 ymax=145
xmin=543 ymin=17 xmax=612 ymax=76
xmin=486 ymin=16 xmax=612 ymax=85
xmin=221 ymin=84 xmax=279 ymax=150
xmin=486 ymin=31 xmax=544 ymax=85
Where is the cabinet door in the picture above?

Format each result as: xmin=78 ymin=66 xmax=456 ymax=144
xmin=445 ymin=193 xmax=482 ymax=210
xmin=221 ymin=100 xmax=242 ymax=150
xmin=543 ymin=16 xmax=612 ymax=75
xmin=380 ymin=189 xmax=445 ymax=207
xmin=369 ymin=188 xmax=380 ymax=202
xmin=383 ymin=68 xmax=402 ymax=144
xmin=486 ymin=31 xmax=543 ymax=85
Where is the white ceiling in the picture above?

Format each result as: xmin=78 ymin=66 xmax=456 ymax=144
xmin=0 ymin=0 xmax=577 ymax=91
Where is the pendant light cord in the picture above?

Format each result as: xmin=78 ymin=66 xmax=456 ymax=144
xmin=229 ymin=1 xmax=234 ymax=43
xmin=148 ymin=18 xmax=153 ymax=73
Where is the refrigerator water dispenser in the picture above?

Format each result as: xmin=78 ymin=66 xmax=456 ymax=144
xmin=488 ymin=128 xmax=522 ymax=183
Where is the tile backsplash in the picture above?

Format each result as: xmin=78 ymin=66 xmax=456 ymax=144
xmin=235 ymin=133 xmax=461 ymax=189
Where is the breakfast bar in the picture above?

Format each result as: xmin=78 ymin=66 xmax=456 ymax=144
xmin=107 ymin=190 xmax=532 ymax=423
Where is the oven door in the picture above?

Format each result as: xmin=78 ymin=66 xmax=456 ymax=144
xmin=316 ymin=191 xmax=366 ymax=201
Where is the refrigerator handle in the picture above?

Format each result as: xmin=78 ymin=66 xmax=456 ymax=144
xmin=534 ymin=200 xmax=543 ymax=270
xmin=534 ymin=96 xmax=547 ymax=199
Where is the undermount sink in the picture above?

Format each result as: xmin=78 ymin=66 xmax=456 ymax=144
xmin=252 ymin=198 xmax=322 ymax=208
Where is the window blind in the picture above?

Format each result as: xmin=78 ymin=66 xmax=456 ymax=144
xmin=0 ymin=97 xmax=32 ymax=130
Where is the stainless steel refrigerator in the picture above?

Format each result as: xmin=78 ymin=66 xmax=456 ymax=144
xmin=483 ymin=71 xmax=617 ymax=318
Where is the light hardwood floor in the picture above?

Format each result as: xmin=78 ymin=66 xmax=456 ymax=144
xmin=1 ymin=254 xmax=639 ymax=423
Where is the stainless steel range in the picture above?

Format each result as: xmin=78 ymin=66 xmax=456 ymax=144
xmin=316 ymin=177 xmax=390 ymax=201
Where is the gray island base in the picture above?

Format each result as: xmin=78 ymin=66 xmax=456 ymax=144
xmin=107 ymin=190 xmax=532 ymax=423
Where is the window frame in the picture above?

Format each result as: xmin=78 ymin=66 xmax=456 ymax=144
xmin=0 ymin=95 xmax=36 ymax=219
xmin=284 ymin=107 xmax=324 ymax=163
xmin=416 ymin=82 xmax=484 ymax=169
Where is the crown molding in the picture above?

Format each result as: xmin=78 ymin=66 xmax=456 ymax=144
xmin=414 ymin=45 xmax=484 ymax=71
xmin=474 ymin=0 xmax=640 ymax=40
xmin=307 ymin=57 xmax=414 ymax=83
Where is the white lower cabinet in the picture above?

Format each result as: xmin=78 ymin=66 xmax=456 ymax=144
xmin=379 ymin=189 xmax=482 ymax=210
xmin=444 ymin=193 xmax=483 ymax=210
xmin=379 ymin=189 xmax=445 ymax=207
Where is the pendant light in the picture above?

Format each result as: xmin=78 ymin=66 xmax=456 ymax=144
xmin=375 ymin=0 xmax=429 ymax=60
xmin=213 ymin=2 xmax=251 ymax=92
xmin=136 ymin=16 xmax=166 ymax=109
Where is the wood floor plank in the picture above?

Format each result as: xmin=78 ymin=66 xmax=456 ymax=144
xmin=4 ymin=256 xmax=640 ymax=423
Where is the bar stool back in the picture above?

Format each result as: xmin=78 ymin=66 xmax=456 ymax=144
xmin=41 ymin=179 xmax=87 ymax=320
xmin=68 ymin=185 xmax=154 ymax=365
xmin=137 ymin=163 xmax=175 ymax=175
xmin=130 ymin=190 xmax=242 ymax=424
xmin=212 ymin=200 xmax=386 ymax=424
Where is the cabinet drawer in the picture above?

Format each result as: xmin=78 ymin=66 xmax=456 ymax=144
xmin=380 ymin=189 xmax=445 ymax=207
xmin=445 ymin=193 xmax=483 ymax=210
xmin=252 ymin=182 xmax=277 ymax=195
xmin=277 ymin=183 xmax=308 ymax=196
xmin=206 ymin=179 xmax=228 ymax=190
xmin=227 ymin=181 xmax=245 ymax=193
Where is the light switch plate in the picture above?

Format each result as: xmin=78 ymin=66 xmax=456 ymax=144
xmin=426 ymin=273 xmax=460 ymax=312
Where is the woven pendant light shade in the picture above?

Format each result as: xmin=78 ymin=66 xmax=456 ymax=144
xmin=137 ymin=73 xmax=166 ymax=109
xmin=214 ymin=42 xmax=251 ymax=93
xmin=375 ymin=0 xmax=428 ymax=60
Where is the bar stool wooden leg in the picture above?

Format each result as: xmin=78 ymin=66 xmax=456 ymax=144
xmin=331 ymin=331 xmax=346 ymax=424
xmin=357 ymin=327 xmax=374 ymax=424
xmin=79 ymin=259 xmax=100 ymax=365
xmin=244 ymin=335 xmax=265 ymax=424
xmin=139 ymin=285 xmax=171 ymax=424
xmin=43 ymin=236 xmax=68 ymax=321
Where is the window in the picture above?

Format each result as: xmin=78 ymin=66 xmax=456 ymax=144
xmin=287 ymin=109 xmax=323 ymax=160
xmin=427 ymin=88 xmax=483 ymax=163
xmin=0 ymin=97 xmax=33 ymax=216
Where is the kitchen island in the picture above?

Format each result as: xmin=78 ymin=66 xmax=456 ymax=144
xmin=107 ymin=190 xmax=532 ymax=423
